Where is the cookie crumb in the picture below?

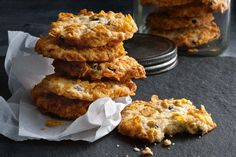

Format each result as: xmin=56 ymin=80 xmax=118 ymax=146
xmin=141 ymin=147 xmax=153 ymax=156
xmin=125 ymin=155 xmax=129 ymax=157
xmin=154 ymin=143 xmax=157 ymax=146
xmin=133 ymin=146 xmax=140 ymax=152
xmin=199 ymin=136 xmax=202 ymax=139
xmin=116 ymin=144 xmax=120 ymax=148
xmin=188 ymin=48 xmax=199 ymax=54
xmin=172 ymin=142 xmax=175 ymax=146
xmin=45 ymin=119 xmax=63 ymax=127
xmin=163 ymin=139 xmax=172 ymax=147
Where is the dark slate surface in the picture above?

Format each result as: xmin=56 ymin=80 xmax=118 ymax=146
xmin=0 ymin=56 xmax=236 ymax=157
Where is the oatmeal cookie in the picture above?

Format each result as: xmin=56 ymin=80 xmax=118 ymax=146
xmin=32 ymin=92 xmax=90 ymax=120
xmin=53 ymin=56 xmax=146 ymax=81
xmin=35 ymin=36 xmax=126 ymax=62
xmin=118 ymin=95 xmax=217 ymax=143
xmin=156 ymin=2 xmax=213 ymax=18
xmin=147 ymin=13 xmax=214 ymax=30
xmin=49 ymin=9 xmax=138 ymax=47
xmin=140 ymin=0 xmax=194 ymax=7
xmin=33 ymin=74 xmax=137 ymax=101
xmin=150 ymin=22 xmax=220 ymax=48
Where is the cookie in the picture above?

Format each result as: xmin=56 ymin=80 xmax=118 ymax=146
xmin=32 ymin=74 xmax=137 ymax=101
xmin=140 ymin=0 xmax=194 ymax=7
xmin=32 ymin=92 xmax=90 ymax=120
xmin=49 ymin=9 xmax=138 ymax=47
xmin=150 ymin=22 xmax=220 ymax=48
xmin=35 ymin=36 xmax=126 ymax=62
xmin=53 ymin=56 xmax=146 ymax=81
xmin=118 ymin=95 xmax=217 ymax=143
xmin=202 ymin=0 xmax=228 ymax=13
xmin=156 ymin=2 xmax=213 ymax=18
xmin=147 ymin=13 xmax=214 ymax=30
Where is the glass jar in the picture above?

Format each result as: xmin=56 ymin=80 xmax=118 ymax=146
xmin=133 ymin=0 xmax=231 ymax=56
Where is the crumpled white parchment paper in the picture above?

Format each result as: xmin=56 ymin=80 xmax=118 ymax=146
xmin=0 ymin=31 xmax=131 ymax=142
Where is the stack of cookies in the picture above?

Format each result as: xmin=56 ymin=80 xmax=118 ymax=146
xmin=141 ymin=0 xmax=228 ymax=50
xmin=32 ymin=9 xmax=146 ymax=120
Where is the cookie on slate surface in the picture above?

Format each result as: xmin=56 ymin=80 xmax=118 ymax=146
xmin=53 ymin=56 xmax=146 ymax=81
xmin=156 ymin=2 xmax=213 ymax=18
xmin=147 ymin=13 xmax=214 ymax=30
xmin=118 ymin=95 xmax=217 ymax=143
xmin=32 ymin=74 xmax=137 ymax=101
xmin=140 ymin=0 xmax=194 ymax=7
xmin=32 ymin=92 xmax=90 ymax=120
xmin=150 ymin=22 xmax=220 ymax=48
xmin=35 ymin=36 xmax=126 ymax=62
xmin=49 ymin=9 xmax=137 ymax=48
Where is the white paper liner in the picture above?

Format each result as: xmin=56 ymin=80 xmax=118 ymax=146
xmin=0 ymin=31 xmax=132 ymax=142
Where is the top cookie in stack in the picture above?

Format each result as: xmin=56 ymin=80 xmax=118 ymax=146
xmin=32 ymin=9 xmax=146 ymax=120
xmin=142 ymin=0 xmax=228 ymax=50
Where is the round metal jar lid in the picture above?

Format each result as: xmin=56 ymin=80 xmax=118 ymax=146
xmin=124 ymin=33 xmax=178 ymax=75
xmin=145 ymin=54 xmax=178 ymax=75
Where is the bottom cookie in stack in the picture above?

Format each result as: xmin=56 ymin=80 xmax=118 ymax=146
xmin=32 ymin=92 xmax=90 ymax=120
xmin=31 ymin=74 xmax=137 ymax=119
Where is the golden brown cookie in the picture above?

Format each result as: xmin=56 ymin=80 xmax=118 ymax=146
xmin=156 ymin=2 xmax=213 ymax=18
xmin=147 ymin=13 xmax=214 ymax=30
xmin=150 ymin=22 xmax=220 ymax=48
xmin=49 ymin=9 xmax=138 ymax=47
xmin=35 ymin=36 xmax=126 ymax=62
xmin=118 ymin=95 xmax=217 ymax=143
xmin=140 ymin=0 xmax=194 ymax=7
xmin=33 ymin=74 xmax=137 ymax=101
xmin=32 ymin=92 xmax=90 ymax=120
xmin=53 ymin=56 xmax=146 ymax=81
xmin=202 ymin=0 xmax=228 ymax=13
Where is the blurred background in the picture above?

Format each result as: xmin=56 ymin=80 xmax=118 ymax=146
xmin=0 ymin=0 xmax=235 ymax=56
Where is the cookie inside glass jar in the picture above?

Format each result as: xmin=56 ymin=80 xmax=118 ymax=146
xmin=135 ymin=0 xmax=230 ymax=56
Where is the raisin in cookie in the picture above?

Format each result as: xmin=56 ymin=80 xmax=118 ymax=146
xmin=53 ymin=56 xmax=146 ymax=81
xmin=35 ymin=36 xmax=126 ymax=62
xmin=49 ymin=9 xmax=137 ymax=47
xmin=150 ymin=22 xmax=220 ymax=48
xmin=118 ymin=95 xmax=217 ymax=143
xmin=32 ymin=74 xmax=137 ymax=101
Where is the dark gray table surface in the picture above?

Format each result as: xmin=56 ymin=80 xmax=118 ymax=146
xmin=0 ymin=1 xmax=236 ymax=157
xmin=0 ymin=56 xmax=236 ymax=157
